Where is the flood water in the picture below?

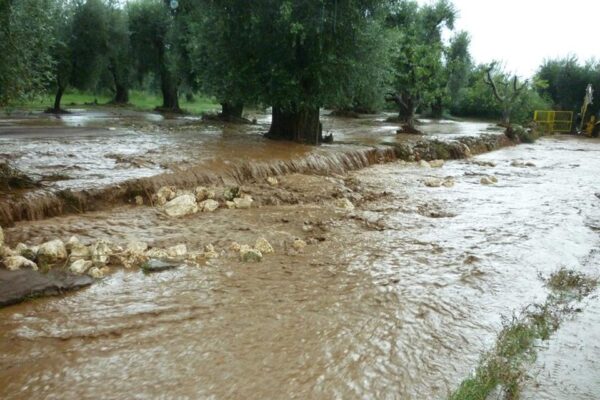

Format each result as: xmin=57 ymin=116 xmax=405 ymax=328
xmin=1 ymin=110 xmax=599 ymax=399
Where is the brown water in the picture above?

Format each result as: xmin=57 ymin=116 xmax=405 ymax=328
xmin=1 ymin=130 xmax=600 ymax=399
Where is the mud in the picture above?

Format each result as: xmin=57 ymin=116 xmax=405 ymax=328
xmin=0 ymin=109 xmax=507 ymax=226
xmin=1 ymin=126 xmax=599 ymax=399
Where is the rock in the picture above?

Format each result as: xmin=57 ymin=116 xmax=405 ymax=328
xmin=70 ymin=242 xmax=91 ymax=260
xmin=423 ymin=178 xmax=443 ymax=188
xmin=0 ymin=245 xmax=14 ymax=258
xmin=255 ymin=238 xmax=274 ymax=254
xmin=335 ymin=198 xmax=355 ymax=211
xmin=199 ymin=199 xmax=220 ymax=212
xmin=3 ymin=256 xmax=38 ymax=271
xmin=69 ymin=259 xmax=92 ymax=275
xmin=135 ymin=195 xmax=144 ymax=206
xmin=429 ymin=159 xmax=445 ymax=168
xmin=118 ymin=252 xmax=148 ymax=269
xmin=126 ymin=241 xmax=148 ymax=255
xmin=229 ymin=242 xmax=241 ymax=252
xmin=525 ymin=161 xmax=536 ymax=167
xmin=442 ymin=178 xmax=455 ymax=188
xmin=141 ymin=259 xmax=179 ymax=273
xmin=164 ymin=194 xmax=199 ymax=217
xmin=145 ymin=248 xmax=169 ymax=259
xmin=480 ymin=176 xmax=498 ymax=185
xmin=239 ymin=245 xmax=262 ymax=263
xmin=226 ymin=201 xmax=236 ymax=209
xmin=157 ymin=186 xmax=176 ymax=201
xmin=88 ymin=266 xmax=110 ymax=279
xmin=473 ymin=160 xmax=496 ymax=167
xmin=15 ymin=243 xmax=36 ymax=261
xmin=204 ymin=244 xmax=219 ymax=259
xmin=194 ymin=186 xmax=209 ymax=202
xmin=206 ymin=190 xmax=216 ymax=200
xmin=0 ymin=269 xmax=94 ymax=308
xmin=418 ymin=160 xmax=431 ymax=168
xmin=38 ymin=239 xmax=68 ymax=262
xmin=292 ymin=239 xmax=307 ymax=251
xmin=223 ymin=187 xmax=240 ymax=201
xmin=90 ymin=240 xmax=112 ymax=266
xmin=66 ymin=236 xmax=80 ymax=250
xmin=167 ymin=244 xmax=188 ymax=258
xmin=267 ymin=177 xmax=279 ymax=186
xmin=234 ymin=195 xmax=253 ymax=209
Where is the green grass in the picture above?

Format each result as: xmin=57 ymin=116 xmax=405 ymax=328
xmin=449 ymin=268 xmax=597 ymax=400
xmin=8 ymin=90 xmax=220 ymax=115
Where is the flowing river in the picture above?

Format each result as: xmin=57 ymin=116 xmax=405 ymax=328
xmin=0 ymin=111 xmax=599 ymax=399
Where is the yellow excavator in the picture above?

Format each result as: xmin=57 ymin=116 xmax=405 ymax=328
xmin=579 ymin=84 xmax=600 ymax=137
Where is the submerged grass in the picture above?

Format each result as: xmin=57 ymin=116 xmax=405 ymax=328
xmin=7 ymin=90 xmax=220 ymax=115
xmin=449 ymin=268 xmax=598 ymax=400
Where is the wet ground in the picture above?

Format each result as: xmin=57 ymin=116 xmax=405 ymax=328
xmin=0 ymin=105 xmax=599 ymax=399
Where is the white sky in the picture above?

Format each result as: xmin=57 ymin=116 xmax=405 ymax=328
xmin=421 ymin=0 xmax=600 ymax=78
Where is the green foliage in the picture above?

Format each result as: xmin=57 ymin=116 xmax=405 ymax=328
xmin=0 ymin=0 xmax=57 ymax=105
xmin=386 ymin=0 xmax=456 ymax=121
xmin=536 ymin=56 xmax=600 ymax=117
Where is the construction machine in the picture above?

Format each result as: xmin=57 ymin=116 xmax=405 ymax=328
xmin=579 ymin=84 xmax=600 ymax=137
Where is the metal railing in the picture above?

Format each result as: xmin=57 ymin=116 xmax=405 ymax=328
xmin=534 ymin=110 xmax=573 ymax=133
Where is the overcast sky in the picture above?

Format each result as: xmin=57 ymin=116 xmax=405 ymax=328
xmin=423 ymin=0 xmax=599 ymax=78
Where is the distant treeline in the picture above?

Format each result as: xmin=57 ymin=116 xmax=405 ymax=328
xmin=0 ymin=0 xmax=597 ymax=142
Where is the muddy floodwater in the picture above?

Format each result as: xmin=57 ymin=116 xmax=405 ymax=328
xmin=0 ymin=110 xmax=599 ymax=399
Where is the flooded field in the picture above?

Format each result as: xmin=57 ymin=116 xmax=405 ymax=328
xmin=0 ymin=110 xmax=599 ymax=399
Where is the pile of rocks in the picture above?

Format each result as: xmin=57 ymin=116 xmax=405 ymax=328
xmin=152 ymin=185 xmax=255 ymax=217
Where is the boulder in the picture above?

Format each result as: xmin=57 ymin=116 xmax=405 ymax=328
xmin=157 ymin=186 xmax=177 ymax=203
xmin=255 ymin=238 xmax=274 ymax=254
xmin=239 ymin=245 xmax=262 ymax=263
xmin=442 ymin=178 xmax=455 ymax=188
xmin=145 ymin=248 xmax=169 ymax=259
xmin=423 ymin=178 xmax=443 ymax=188
xmin=167 ymin=244 xmax=188 ymax=258
xmin=70 ymin=242 xmax=91 ymax=260
xmin=223 ymin=187 xmax=240 ymax=201
xmin=234 ymin=195 xmax=253 ymax=209
xmin=135 ymin=195 xmax=144 ymax=206
xmin=206 ymin=190 xmax=216 ymax=200
xmin=15 ymin=243 xmax=36 ymax=261
xmin=199 ymin=199 xmax=219 ymax=212
xmin=226 ymin=201 xmax=236 ymax=209
xmin=204 ymin=244 xmax=219 ymax=259
xmin=267 ymin=177 xmax=279 ymax=186
xmin=90 ymin=240 xmax=112 ymax=266
xmin=480 ymin=176 xmax=498 ymax=185
xmin=229 ymin=242 xmax=242 ymax=252
xmin=429 ymin=159 xmax=445 ymax=168
xmin=0 ymin=245 xmax=14 ymax=258
xmin=127 ymin=241 xmax=148 ymax=255
xmin=3 ymin=256 xmax=38 ymax=271
xmin=141 ymin=259 xmax=179 ymax=273
xmin=38 ymin=239 xmax=68 ymax=262
xmin=335 ymin=198 xmax=355 ymax=211
xmin=164 ymin=194 xmax=199 ymax=217
xmin=418 ymin=160 xmax=431 ymax=168
xmin=292 ymin=239 xmax=307 ymax=251
xmin=69 ymin=259 xmax=92 ymax=275
xmin=194 ymin=186 xmax=209 ymax=202
xmin=88 ymin=266 xmax=110 ymax=279
xmin=66 ymin=236 xmax=80 ymax=250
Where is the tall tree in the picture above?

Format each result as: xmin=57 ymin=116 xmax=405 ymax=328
xmin=385 ymin=0 xmax=456 ymax=131
xmin=129 ymin=0 xmax=181 ymax=112
xmin=0 ymin=0 xmax=57 ymax=106
xmin=106 ymin=1 xmax=132 ymax=104
xmin=484 ymin=62 xmax=528 ymax=127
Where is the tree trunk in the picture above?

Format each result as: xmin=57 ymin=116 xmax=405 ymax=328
xmin=114 ymin=83 xmax=129 ymax=104
xmin=48 ymin=84 xmax=66 ymax=114
xmin=501 ymin=108 xmax=511 ymax=127
xmin=160 ymin=77 xmax=180 ymax=111
xmin=220 ymin=102 xmax=244 ymax=120
xmin=430 ymin=97 xmax=444 ymax=119
xmin=267 ymin=106 xmax=323 ymax=145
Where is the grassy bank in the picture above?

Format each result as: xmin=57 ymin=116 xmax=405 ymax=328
xmin=449 ymin=269 xmax=598 ymax=400
xmin=6 ymin=90 xmax=220 ymax=115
